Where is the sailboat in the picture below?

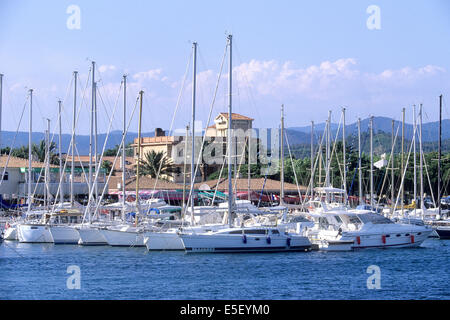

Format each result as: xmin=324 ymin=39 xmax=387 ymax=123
xmin=179 ymin=35 xmax=312 ymax=253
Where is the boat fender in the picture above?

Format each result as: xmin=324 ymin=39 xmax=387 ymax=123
xmin=410 ymin=235 xmax=414 ymax=244
xmin=382 ymin=235 xmax=386 ymax=244
xmin=266 ymin=236 xmax=271 ymax=244
xmin=242 ymin=235 xmax=247 ymax=244
xmin=286 ymin=237 xmax=291 ymax=247
xmin=356 ymin=236 xmax=361 ymax=245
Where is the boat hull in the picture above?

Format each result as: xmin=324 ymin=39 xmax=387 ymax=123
xmin=100 ymin=229 xmax=145 ymax=247
xmin=181 ymin=234 xmax=311 ymax=253
xmin=49 ymin=226 xmax=80 ymax=244
xmin=3 ymin=226 xmax=18 ymax=240
xmin=143 ymin=231 xmax=184 ymax=251
xmin=77 ymin=227 xmax=108 ymax=246
xmin=436 ymin=227 xmax=450 ymax=240
xmin=17 ymin=224 xmax=53 ymax=243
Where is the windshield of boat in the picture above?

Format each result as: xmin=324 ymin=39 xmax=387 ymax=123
xmin=357 ymin=213 xmax=394 ymax=224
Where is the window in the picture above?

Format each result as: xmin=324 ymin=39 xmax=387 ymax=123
xmin=244 ymin=229 xmax=267 ymax=235
xmin=2 ymin=171 xmax=8 ymax=181
xmin=358 ymin=213 xmax=393 ymax=225
xmin=271 ymin=230 xmax=280 ymax=235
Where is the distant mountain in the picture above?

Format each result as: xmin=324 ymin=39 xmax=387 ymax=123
xmin=0 ymin=116 xmax=448 ymax=155
xmin=288 ymin=116 xmax=450 ymax=143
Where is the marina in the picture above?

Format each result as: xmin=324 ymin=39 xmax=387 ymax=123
xmin=1 ymin=1 xmax=449 ymax=303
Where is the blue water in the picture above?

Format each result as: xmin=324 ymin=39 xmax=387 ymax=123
xmin=1 ymin=239 xmax=449 ymax=300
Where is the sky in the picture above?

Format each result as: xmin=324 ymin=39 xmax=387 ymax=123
xmin=0 ymin=0 xmax=450 ymax=136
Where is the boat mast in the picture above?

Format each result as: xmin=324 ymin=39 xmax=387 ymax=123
xmin=45 ymin=118 xmax=50 ymax=209
xmin=413 ymin=104 xmax=417 ymax=215
xmin=438 ymin=95 xmax=442 ymax=218
xmin=358 ymin=118 xmax=362 ymax=205
xmin=342 ymin=107 xmax=347 ymax=205
xmin=247 ymin=122 xmax=251 ymax=199
xmin=71 ymin=71 xmax=77 ymax=206
xmin=88 ymin=61 xmax=95 ymax=222
xmin=419 ymin=104 xmax=424 ymax=213
xmin=182 ymin=124 xmax=189 ymax=212
xmin=135 ymin=90 xmax=144 ymax=225
xmin=190 ymin=41 xmax=197 ymax=225
xmin=310 ymin=121 xmax=314 ymax=200
xmin=401 ymin=108 xmax=405 ymax=215
xmin=28 ymin=89 xmax=33 ymax=213
xmin=391 ymin=119 xmax=394 ymax=214
xmin=0 ymin=74 xmax=3 ymax=153
xmin=122 ymin=75 xmax=127 ymax=219
xmin=227 ymin=34 xmax=233 ymax=228
xmin=94 ymin=81 xmax=98 ymax=205
xmin=58 ymin=100 xmax=64 ymax=204
xmin=370 ymin=116 xmax=374 ymax=207
xmin=280 ymin=104 xmax=284 ymax=205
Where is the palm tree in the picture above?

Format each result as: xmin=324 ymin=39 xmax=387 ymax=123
xmin=31 ymin=140 xmax=59 ymax=164
xmin=138 ymin=150 xmax=175 ymax=179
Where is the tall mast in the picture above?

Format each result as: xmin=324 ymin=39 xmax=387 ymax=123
xmin=401 ymin=108 xmax=405 ymax=214
xmin=70 ymin=71 xmax=77 ymax=206
xmin=419 ymin=104 xmax=424 ymax=213
xmin=94 ymin=81 xmax=98 ymax=204
xmin=310 ymin=121 xmax=314 ymax=200
xmin=88 ymin=61 xmax=95 ymax=220
xmin=342 ymin=107 xmax=347 ymax=204
xmin=438 ymin=95 xmax=442 ymax=218
xmin=122 ymin=75 xmax=127 ymax=219
xmin=247 ymin=122 xmax=251 ymax=198
xmin=413 ymin=105 xmax=417 ymax=215
xmin=45 ymin=118 xmax=50 ymax=209
xmin=0 ymin=74 xmax=3 ymax=153
xmin=227 ymin=34 xmax=233 ymax=227
xmin=58 ymin=100 xmax=64 ymax=204
xmin=280 ymin=104 xmax=284 ymax=205
xmin=182 ymin=124 xmax=189 ymax=212
xmin=326 ymin=111 xmax=331 ymax=188
xmin=136 ymin=90 xmax=144 ymax=224
xmin=358 ymin=118 xmax=362 ymax=205
xmin=370 ymin=116 xmax=374 ymax=207
xmin=28 ymin=89 xmax=33 ymax=213
xmin=190 ymin=42 xmax=197 ymax=224
xmin=391 ymin=119 xmax=394 ymax=214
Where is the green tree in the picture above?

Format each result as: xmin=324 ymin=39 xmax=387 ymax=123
xmin=138 ymin=150 xmax=175 ymax=179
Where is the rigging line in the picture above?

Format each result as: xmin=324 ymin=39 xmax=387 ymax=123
xmin=147 ymin=46 xmax=193 ymax=208
xmin=211 ymin=150 xmax=228 ymax=206
xmin=91 ymin=86 xmax=138 ymax=221
xmin=285 ymin=130 xmax=303 ymax=205
xmin=376 ymin=124 xmax=400 ymax=208
xmin=391 ymin=117 xmax=419 ymax=217
xmin=306 ymin=124 xmax=327 ymax=197
xmin=52 ymin=80 xmax=123 ymax=211
xmin=184 ymin=43 xmax=228 ymax=215
xmin=0 ymin=96 xmax=29 ymax=188
xmin=233 ymin=135 xmax=248 ymax=195
xmin=329 ymin=112 xmax=344 ymax=187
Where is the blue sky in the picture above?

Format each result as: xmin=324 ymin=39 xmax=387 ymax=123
xmin=0 ymin=0 xmax=449 ymax=135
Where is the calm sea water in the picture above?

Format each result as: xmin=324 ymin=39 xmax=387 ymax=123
xmin=1 ymin=238 xmax=449 ymax=300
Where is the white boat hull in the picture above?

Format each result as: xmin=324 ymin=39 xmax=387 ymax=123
xmin=49 ymin=226 xmax=80 ymax=244
xmin=181 ymin=233 xmax=311 ymax=253
xmin=3 ymin=226 xmax=18 ymax=240
xmin=345 ymin=229 xmax=432 ymax=249
xmin=17 ymin=224 xmax=53 ymax=243
xmin=143 ymin=231 xmax=184 ymax=251
xmin=77 ymin=227 xmax=107 ymax=246
xmin=100 ymin=229 xmax=145 ymax=247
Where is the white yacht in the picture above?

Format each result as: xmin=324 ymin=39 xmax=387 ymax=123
xmin=306 ymin=211 xmax=432 ymax=249
xmin=48 ymin=209 xmax=84 ymax=244
xmin=180 ymin=226 xmax=312 ymax=253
